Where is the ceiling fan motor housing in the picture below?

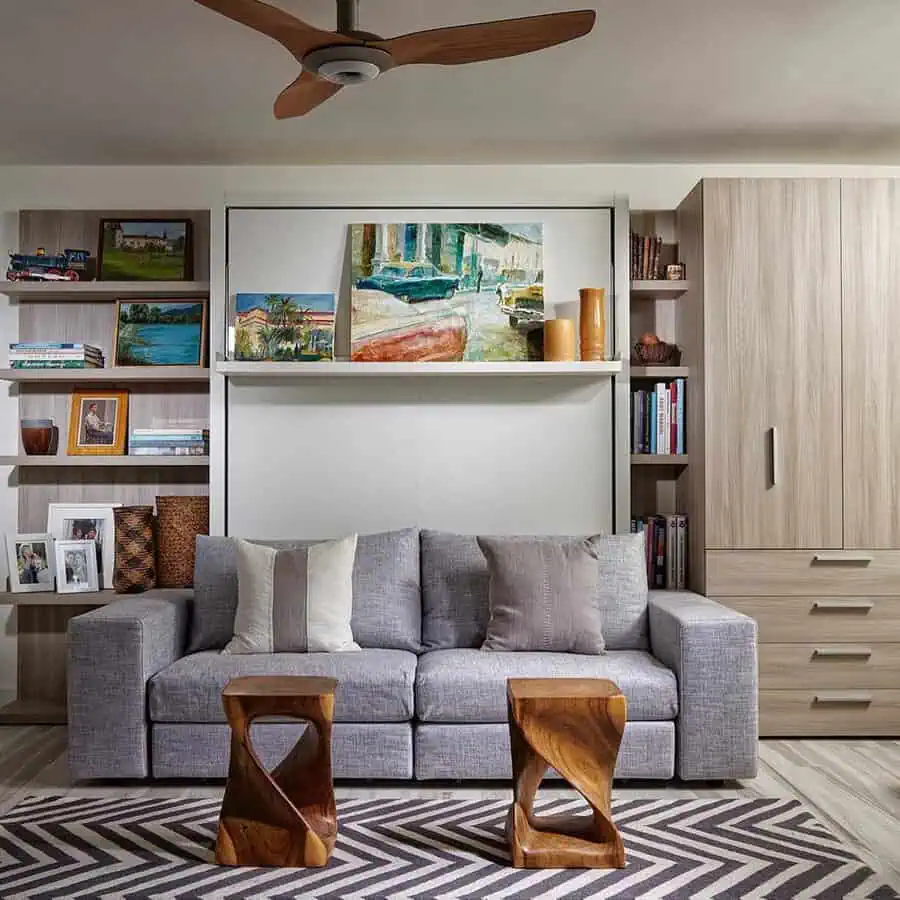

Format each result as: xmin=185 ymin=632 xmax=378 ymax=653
xmin=303 ymin=45 xmax=395 ymax=85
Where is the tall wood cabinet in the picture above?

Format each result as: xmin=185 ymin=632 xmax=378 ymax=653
xmin=678 ymin=178 xmax=900 ymax=737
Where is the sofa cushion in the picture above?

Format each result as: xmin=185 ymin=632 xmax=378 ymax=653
xmin=415 ymin=649 xmax=677 ymax=723
xmin=421 ymin=530 xmax=649 ymax=651
xmin=149 ymin=649 xmax=416 ymax=723
xmin=189 ymin=528 xmax=420 ymax=653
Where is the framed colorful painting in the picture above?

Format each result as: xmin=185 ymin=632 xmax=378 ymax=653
xmin=97 ymin=219 xmax=193 ymax=281
xmin=231 ymin=293 xmax=335 ymax=361
xmin=113 ymin=299 xmax=207 ymax=366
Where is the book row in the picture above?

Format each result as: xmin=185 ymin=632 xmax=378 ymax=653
xmin=631 ymin=232 xmax=665 ymax=280
xmin=632 ymin=515 xmax=688 ymax=590
xmin=632 ymin=380 xmax=686 ymax=455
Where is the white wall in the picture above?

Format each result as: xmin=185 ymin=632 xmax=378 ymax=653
xmin=3 ymin=160 xmax=900 ymax=692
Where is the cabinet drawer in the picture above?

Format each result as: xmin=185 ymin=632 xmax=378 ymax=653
xmin=717 ymin=596 xmax=900 ymax=643
xmin=759 ymin=643 xmax=900 ymax=690
xmin=759 ymin=690 xmax=900 ymax=736
xmin=706 ymin=550 xmax=900 ymax=595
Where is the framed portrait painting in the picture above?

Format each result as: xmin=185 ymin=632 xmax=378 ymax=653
xmin=67 ymin=390 xmax=128 ymax=456
xmin=47 ymin=502 xmax=121 ymax=590
xmin=55 ymin=540 xmax=100 ymax=594
xmin=5 ymin=533 xmax=55 ymax=593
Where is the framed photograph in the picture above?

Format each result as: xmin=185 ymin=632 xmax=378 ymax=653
xmin=5 ymin=534 xmax=55 ymax=593
xmin=113 ymin=299 xmax=207 ymax=367
xmin=47 ymin=502 xmax=121 ymax=590
xmin=67 ymin=390 xmax=128 ymax=456
xmin=97 ymin=218 xmax=193 ymax=282
xmin=55 ymin=540 xmax=100 ymax=594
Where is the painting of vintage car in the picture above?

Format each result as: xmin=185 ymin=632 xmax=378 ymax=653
xmin=357 ymin=262 xmax=459 ymax=302
xmin=497 ymin=274 xmax=544 ymax=329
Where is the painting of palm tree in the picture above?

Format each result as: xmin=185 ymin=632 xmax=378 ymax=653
xmin=232 ymin=293 xmax=335 ymax=361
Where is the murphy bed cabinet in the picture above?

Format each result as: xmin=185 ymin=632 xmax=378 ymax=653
xmin=678 ymin=178 xmax=900 ymax=737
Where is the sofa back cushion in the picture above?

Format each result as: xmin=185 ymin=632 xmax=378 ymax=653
xmin=189 ymin=527 xmax=420 ymax=653
xmin=420 ymin=530 xmax=648 ymax=651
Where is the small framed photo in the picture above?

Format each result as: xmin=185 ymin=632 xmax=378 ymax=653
xmin=97 ymin=218 xmax=193 ymax=282
xmin=113 ymin=299 xmax=207 ymax=367
xmin=5 ymin=534 xmax=55 ymax=593
xmin=55 ymin=540 xmax=100 ymax=594
xmin=67 ymin=390 xmax=128 ymax=456
xmin=47 ymin=503 xmax=121 ymax=590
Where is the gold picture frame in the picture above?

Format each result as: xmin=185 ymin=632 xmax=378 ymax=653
xmin=67 ymin=390 xmax=129 ymax=456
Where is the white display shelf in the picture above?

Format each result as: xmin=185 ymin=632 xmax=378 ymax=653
xmin=0 ymin=281 xmax=210 ymax=300
xmin=217 ymin=360 xmax=624 ymax=378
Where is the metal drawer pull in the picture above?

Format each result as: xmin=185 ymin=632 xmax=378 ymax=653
xmin=813 ymin=692 xmax=873 ymax=705
xmin=812 ymin=599 xmax=875 ymax=611
xmin=812 ymin=647 xmax=873 ymax=659
xmin=812 ymin=553 xmax=873 ymax=564
xmin=770 ymin=426 xmax=779 ymax=486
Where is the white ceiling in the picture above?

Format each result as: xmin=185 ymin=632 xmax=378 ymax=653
xmin=2 ymin=0 xmax=899 ymax=165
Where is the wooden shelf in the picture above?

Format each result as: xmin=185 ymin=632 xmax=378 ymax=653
xmin=631 ymin=454 xmax=689 ymax=466
xmin=0 ymin=366 xmax=210 ymax=383
xmin=0 ymin=455 xmax=209 ymax=467
xmin=0 ymin=590 xmax=114 ymax=606
xmin=631 ymin=280 xmax=690 ymax=298
xmin=631 ymin=366 xmax=689 ymax=379
xmin=0 ymin=281 xmax=210 ymax=301
xmin=0 ymin=699 xmax=67 ymax=725
xmin=218 ymin=360 xmax=623 ymax=378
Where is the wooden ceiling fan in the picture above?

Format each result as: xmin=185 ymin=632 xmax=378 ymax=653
xmin=194 ymin=0 xmax=597 ymax=118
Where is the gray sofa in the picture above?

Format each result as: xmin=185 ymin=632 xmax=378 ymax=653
xmin=68 ymin=528 xmax=758 ymax=782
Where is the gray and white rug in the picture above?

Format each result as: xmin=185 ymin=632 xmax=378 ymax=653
xmin=0 ymin=794 xmax=895 ymax=899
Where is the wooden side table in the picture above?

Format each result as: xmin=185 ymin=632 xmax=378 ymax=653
xmin=215 ymin=675 xmax=338 ymax=868
xmin=506 ymin=677 xmax=627 ymax=869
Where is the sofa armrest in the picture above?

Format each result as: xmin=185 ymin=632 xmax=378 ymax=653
xmin=67 ymin=591 xmax=190 ymax=780
xmin=649 ymin=590 xmax=758 ymax=781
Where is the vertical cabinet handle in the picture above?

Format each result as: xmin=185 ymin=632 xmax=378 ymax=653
xmin=770 ymin=426 xmax=779 ymax=486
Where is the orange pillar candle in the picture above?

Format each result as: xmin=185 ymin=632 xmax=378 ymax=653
xmin=544 ymin=319 xmax=577 ymax=362
xmin=579 ymin=288 xmax=606 ymax=361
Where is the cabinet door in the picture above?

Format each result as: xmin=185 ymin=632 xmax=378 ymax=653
xmin=704 ymin=179 xmax=843 ymax=548
xmin=842 ymin=180 xmax=900 ymax=548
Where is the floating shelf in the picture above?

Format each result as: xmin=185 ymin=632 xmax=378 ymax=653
xmin=0 ymin=281 xmax=210 ymax=301
xmin=0 ymin=455 xmax=209 ymax=467
xmin=0 ymin=588 xmax=188 ymax=606
xmin=631 ymin=454 xmax=690 ymax=466
xmin=0 ymin=366 xmax=210 ymax=383
xmin=631 ymin=366 xmax=690 ymax=379
xmin=217 ymin=360 xmax=623 ymax=378
xmin=0 ymin=699 xmax=67 ymax=725
xmin=631 ymin=280 xmax=690 ymax=298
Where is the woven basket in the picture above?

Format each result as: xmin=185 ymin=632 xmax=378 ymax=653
xmin=631 ymin=340 xmax=682 ymax=366
xmin=155 ymin=495 xmax=209 ymax=589
xmin=113 ymin=506 xmax=156 ymax=594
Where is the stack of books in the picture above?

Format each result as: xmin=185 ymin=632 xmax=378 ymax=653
xmin=632 ymin=380 xmax=686 ymax=455
xmin=9 ymin=342 xmax=104 ymax=369
xmin=128 ymin=428 xmax=209 ymax=457
xmin=631 ymin=233 xmax=664 ymax=280
xmin=632 ymin=515 xmax=688 ymax=589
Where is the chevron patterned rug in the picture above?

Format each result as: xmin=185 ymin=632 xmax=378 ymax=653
xmin=0 ymin=794 xmax=895 ymax=899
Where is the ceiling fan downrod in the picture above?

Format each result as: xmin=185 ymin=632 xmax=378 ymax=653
xmin=336 ymin=0 xmax=359 ymax=36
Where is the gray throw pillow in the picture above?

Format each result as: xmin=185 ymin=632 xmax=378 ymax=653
xmin=224 ymin=535 xmax=359 ymax=654
xmin=478 ymin=536 xmax=605 ymax=654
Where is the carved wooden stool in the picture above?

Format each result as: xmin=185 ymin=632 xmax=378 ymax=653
xmin=506 ymin=677 xmax=627 ymax=869
xmin=215 ymin=675 xmax=338 ymax=868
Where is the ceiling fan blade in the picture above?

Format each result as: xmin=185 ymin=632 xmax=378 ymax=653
xmin=375 ymin=10 xmax=596 ymax=67
xmin=274 ymin=71 xmax=342 ymax=118
xmin=193 ymin=0 xmax=352 ymax=61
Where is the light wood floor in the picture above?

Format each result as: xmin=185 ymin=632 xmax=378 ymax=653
xmin=1 ymin=728 xmax=898 ymax=892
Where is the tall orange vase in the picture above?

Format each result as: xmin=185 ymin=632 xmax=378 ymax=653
xmin=579 ymin=288 xmax=606 ymax=361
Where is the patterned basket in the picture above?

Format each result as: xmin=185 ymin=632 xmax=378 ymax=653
xmin=113 ymin=506 xmax=156 ymax=594
xmin=155 ymin=495 xmax=210 ymax=589
xmin=631 ymin=339 xmax=682 ymax=366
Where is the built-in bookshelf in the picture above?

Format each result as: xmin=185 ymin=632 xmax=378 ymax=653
xmin=629 ymin=210 xmax=694 ymax=588
xmin=0 ymin=208 xmax=212 ymax=724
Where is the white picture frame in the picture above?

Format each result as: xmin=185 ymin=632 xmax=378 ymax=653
xmin=5 ymin=533 xmax=56 ymax=593
xmin=55 ymin=539 xmax=100 ymax=593
xmin=46 ymin=503 xmax=121 ymax=591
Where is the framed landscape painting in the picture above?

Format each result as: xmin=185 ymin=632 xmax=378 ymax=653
xmin=232 ymin=293 xmax=335 ymax=362
xmin=350 ymin=222 xmax=544 ymax=362
xmin=97 ymin=219 xmax=193 ymax=281
xmin=114 ymin=299 xmax=207 ymax=366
